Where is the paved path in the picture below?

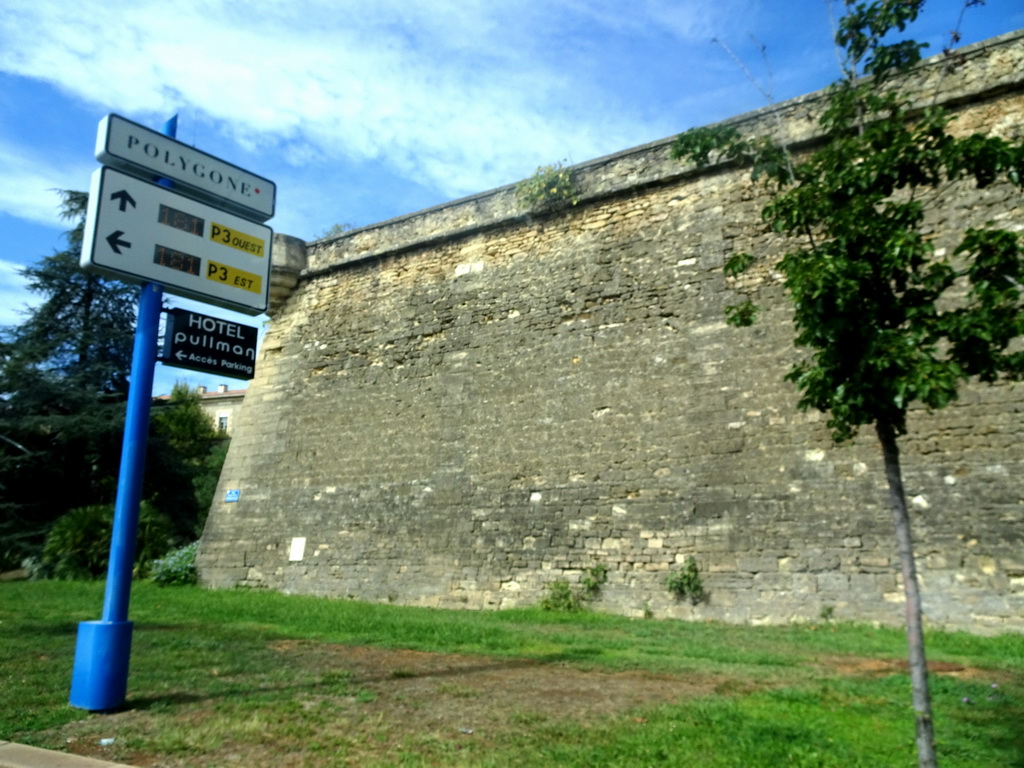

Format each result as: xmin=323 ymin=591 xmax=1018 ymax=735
xmin=0 ymin=742 xmax=135 ymax=768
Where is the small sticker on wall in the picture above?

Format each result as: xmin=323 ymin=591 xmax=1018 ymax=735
xmin=225 ymin=489 xmax=241 ymax=502
xmin=289 ymin=537 xmax=307 ymax=561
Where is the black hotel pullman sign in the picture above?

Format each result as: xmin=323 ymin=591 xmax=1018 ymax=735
xmin=161 ymin=308 xmax=259 ymax=380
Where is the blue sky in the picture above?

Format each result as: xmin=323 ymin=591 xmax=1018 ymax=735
xmin=1 ymin=0 xmax=1021 ymax=395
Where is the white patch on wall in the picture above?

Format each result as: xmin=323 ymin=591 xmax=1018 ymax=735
xmin=289 ymin=537 xmax=307 ymax=561
xmin=804 ymin=449 xmax=826 ymax=462
xmin=454 ymin=262 xmax=484 ymax=277
xmin=693 ymin=321 xmax=728 ymax=335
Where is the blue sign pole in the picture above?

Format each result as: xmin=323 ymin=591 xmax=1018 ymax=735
xmin=69 ymin=116 xmax=175 ymax=712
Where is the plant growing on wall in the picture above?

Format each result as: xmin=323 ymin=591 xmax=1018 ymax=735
xmin=539 ymin=580 xmax=583 ymax=612
xmin=665 ymin=557 xmax=705 ymax=605
xmin=515 ymin=161 xmax=581 ymax=210
xmin=540 ymin=563 xmax=609 ymax=611
xmin=672 ymin=3 xmax=1023 ymax=767
xmin=581 ymin=562 xmax=608 ymax=596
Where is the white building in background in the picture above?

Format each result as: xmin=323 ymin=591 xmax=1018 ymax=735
xmin=195 ymin=385 xmax=246 ymax=435
xmin=154 ymin=384 xmax=246 ymax=436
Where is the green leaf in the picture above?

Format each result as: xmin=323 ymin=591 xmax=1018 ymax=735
xmin=723 ymin=252 xmax=756 ymax=278
xmin=725 ymin=300 xmax=759 ymax=327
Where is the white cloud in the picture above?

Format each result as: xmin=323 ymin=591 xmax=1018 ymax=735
xmin=0 ymin=0 xmax=745 ymax=202
xmin=0 ymin=142 xmax=92 ymax=228
xmin=0 ymin=259 xmax=41 ymax=327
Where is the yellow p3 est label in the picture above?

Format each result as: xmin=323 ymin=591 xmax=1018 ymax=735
xmin=206 ymin=260 xmax=263 ymax=294
xmin=210 ymin=222 xmax=266 ymax=257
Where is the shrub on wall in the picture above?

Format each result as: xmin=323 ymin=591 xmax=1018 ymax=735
xmin=540 ymin=563 xmax=609 ymax=611
xmin=515 ymin=162 xmax=580 ymax=210
xmin=665 ymin=557 xmax=705 ymax=605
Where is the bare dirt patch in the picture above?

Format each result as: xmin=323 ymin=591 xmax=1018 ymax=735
xmin=53 ymin=643 xmax=1003 ymax=767
xmin=335 ymin=644 xmax=720 ymax=725
xmin=823 ymin=656 xmax=977 ymax=679
xmin=56 ymin=643 xmax=725 ymax=767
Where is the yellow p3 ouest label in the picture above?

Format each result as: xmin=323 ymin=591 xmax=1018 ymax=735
xmin=209 ymin=222 xmax=266 ymax=257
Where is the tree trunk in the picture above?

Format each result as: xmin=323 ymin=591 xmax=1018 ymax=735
xmin=876 ymin=418 xmax=938 ymax=768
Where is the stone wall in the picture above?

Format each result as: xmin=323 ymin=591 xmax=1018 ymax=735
xmin=199 ymin=31 xmax=1024 ymax=634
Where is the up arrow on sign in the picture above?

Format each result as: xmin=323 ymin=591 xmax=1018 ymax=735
xmin=110 ymin=189 xmax=136 ymax=212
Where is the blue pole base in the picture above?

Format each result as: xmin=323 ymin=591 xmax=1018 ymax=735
xmin=69 ymin=620 xmax=134 ymax=711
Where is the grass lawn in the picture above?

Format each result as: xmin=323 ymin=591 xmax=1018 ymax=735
xmin=2 ymin=580 xmax=1022 ymax=767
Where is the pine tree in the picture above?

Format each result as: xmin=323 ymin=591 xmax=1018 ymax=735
xmin=0 ymin=192 xmax=137 ymax=568
xmin=149 ymin=382 xmax=226 ymax=541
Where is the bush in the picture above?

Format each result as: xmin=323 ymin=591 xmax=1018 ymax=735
xmin=515 ymin=162 xmax=580 ymax=210
xmin=540 ymin=580 xmax=584 ymax=612
xmin=665 ymin=557 xmax=706 ymax=605
xmin=42 ymin=504 xmax=112 ymax=579
xmin=151 ymin=541 xmax=200 ymax=586
xmin=41 ymin=501 xmax=172 ymax=580
xmin=540 ymin=564 xmax=609 ymax=612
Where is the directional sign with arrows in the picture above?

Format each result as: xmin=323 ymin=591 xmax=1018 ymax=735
xmin=80 ymin=166 xmax=272 ymax=315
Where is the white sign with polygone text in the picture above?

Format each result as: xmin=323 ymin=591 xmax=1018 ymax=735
xmin=96 ymin=114 xmax=275 ymax=222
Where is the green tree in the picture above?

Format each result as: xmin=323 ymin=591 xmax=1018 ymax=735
xmin=672 ymin=3 xmax=1023 ymax=767
xmin=0 ymin=192 xmax=138 ymax=568
xmin=148 ymin=382 xmax=227 ymax=540
xmin=192 ymin=438 xmax=230 ymax=520
xmin=0 ymin=197 xmax=233 ymax=572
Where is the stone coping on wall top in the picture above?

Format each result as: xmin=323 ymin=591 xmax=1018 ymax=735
xmin=300 ymin=28 xmax=1024 ymax=278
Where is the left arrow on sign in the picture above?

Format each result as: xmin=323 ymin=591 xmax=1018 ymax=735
xmin=110 ymin=189 xmax=136 ymax=212
xmin=106 ymin=231 xmax=132 ymax=254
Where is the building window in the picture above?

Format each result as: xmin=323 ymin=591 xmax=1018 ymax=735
xmin=218 ymin=415 xmax=229 ymax=433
